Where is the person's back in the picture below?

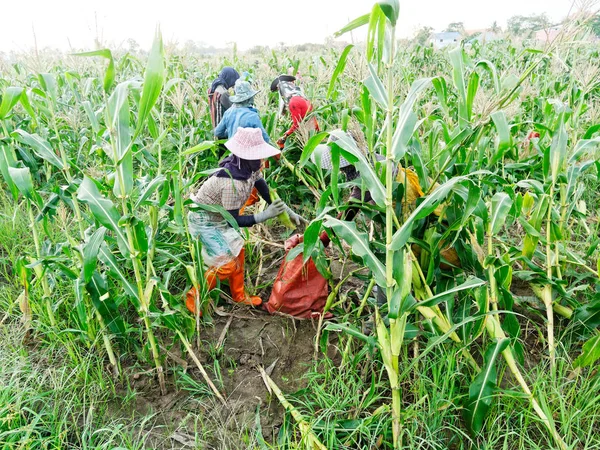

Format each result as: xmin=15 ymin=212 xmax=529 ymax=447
xmin=215 ymin=106 xmax=270 ymax=143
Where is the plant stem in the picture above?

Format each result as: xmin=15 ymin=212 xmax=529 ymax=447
xmin=544 ymin=188 xmax=556 ymax=370
xmin=27 ymin=199 xmax=55 ymax=327
xmin=485 ymin=314 xmax=566 ymax=450
xmin=176 ymin=330 xmax=226 ymax=404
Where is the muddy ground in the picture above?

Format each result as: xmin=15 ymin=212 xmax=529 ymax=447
xmin=112 ymin=308 xmax=339 ymax=449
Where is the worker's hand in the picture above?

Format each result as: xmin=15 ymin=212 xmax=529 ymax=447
xmin=253 ymin=199 xmax=286 ymax=223
xmin=276 ymin=137 xmax=286 ymax=149
xmin=285 ymin=205 xmax=308 ymax=226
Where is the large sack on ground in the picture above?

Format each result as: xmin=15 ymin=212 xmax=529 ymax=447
xmin=264 ymin=235 xmax=329 ymax=319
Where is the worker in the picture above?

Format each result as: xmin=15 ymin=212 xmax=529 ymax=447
xmin=270 ymin=74 xmax=319 ymax=149
xmin=208 ymin=67 xmax=240 ymax=130
xmin=311 ymin=131 xmax=424 ymax=246
xmin=185 ymin=127 xmax=305 ymax=314
xmin=214 ymin=80 xmax=270 ymax=142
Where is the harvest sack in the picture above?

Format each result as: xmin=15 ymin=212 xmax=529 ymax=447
xmin=265 ymin=235 xmax=330 ymax=319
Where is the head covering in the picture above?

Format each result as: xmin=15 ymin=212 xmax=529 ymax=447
xmin=270 ymin=74 xmax=296 ymax=92
xmin=214 ymin=154 xmax=261 ymax=181
xmin=230 ymin=80 xmax=260 ymax=103
xmin=225 ymin=127 xmax=280 ymax=160
xmin=210 ymin=67 xmax=240 ymax=94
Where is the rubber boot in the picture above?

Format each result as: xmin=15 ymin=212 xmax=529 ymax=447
xmin=228 ymin=250 xmax=262 ymax=306
xmin=185 ymin=270 xmax=218 ymax=314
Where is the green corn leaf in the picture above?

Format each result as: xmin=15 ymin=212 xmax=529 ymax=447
xmin=12 ymin=129 xmax=65 ymax=169
xmin=98 ymin=244 xmax=139 ymax=303
xmin=82 ymin=227 xmax=107 ymax=283
xmin=378 ymin=0 xmax=399 ymax=26
xmin=464 ymin=338 xmax=509 ymax=434
xmin=324 ymin=322 xmax=378 ymax=347
xmin=419 ymin=277 xmax=486 ymax=308
xmin=489 ymin=192 xmax=512 ymax=234
xmin=302 ymin=219 xmax=324 ymax=265
xmin=449 ymin=47 xmax=467 ymax=127
xmin=545 ymin=118 xmax=568 ymax=184
xmin=299 ymin=131 xmax=329 ymax=167
xmin=392 ymin=77 xmax=433 ymax=160
xmin=334 ymin=13 xmax=370 ymax=37
xmin=136 ymin=28 xmax=165 ymax=134
xmin=391 ymin=174 xmax=485 ymax=250
xmin=466 ymin=71 xmax=479 ymax=123
xmin=86 ymin=271 xmax=127 ymax=335
xmin=322 ymin=217 xmax=386 ymax=288
xmin=0 ymin=86 xmax=24 ymax=119
xmin=182 ymin=141 xmax=216 ymax=156
xmin=490 ymin=111 xmax=512 ymax=164
xmin=38 ymin=73 xmax=58 ymax=104
xmin=19 ymin=89 xmax=36 ymax=120
xmin=74 ymin=49 xmax=115 ymax=93
xmin=327 ymin=45 xmax=354 ymax=99
xmin=8 ymin=166 xmax=35 ymax=200
xmin=107 ymin=81 xmax=135 ymax=197
xmin=573 ymin=333 xmax=600 ymax=368
xmin=0 ymin=145 xmax=19 ymax=200
xmin=135 ymin=175 xmax=167 ymax=208
xmin=330 ymin=129 xmax=386 ymax=208
xmin=364 ymin=63 xmax=388 ymax=108
xmin=82 ymin=101 xmax=100 ymax=134
xmin=475 ymin=60 xmax=501 ymax=95
xmin=77 ymin=177 xmax=129 ymax=257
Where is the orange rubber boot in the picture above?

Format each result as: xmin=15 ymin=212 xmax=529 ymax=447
xmin=185 ymin=269 xmax=218 ymax=314
xmin=228 ymin=249 xmax=262 ymax=306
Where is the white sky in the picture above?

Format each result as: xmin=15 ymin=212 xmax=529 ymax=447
xmin=0 ymin=0 xmax=578 ymax=52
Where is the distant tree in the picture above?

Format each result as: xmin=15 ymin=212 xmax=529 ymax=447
xmin=414 ymin=26 xmax=434 ymax=46
xmin=507 ymin=14 xmax=550 ymax=37
xmin=445 ymin=22 xmax=465 ymax=33
xmin=490 ymin=21 xmax=501 ymax=33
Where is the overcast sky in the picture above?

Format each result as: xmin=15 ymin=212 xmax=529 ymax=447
xmin=0 ymin=0 xmax=579 ymax=52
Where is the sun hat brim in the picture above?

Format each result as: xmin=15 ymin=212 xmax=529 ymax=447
xmin=230 ymin=88 xmax=260 ymax=103
xmin=225 ymin=137 xmax=281 ymax=160
xmin=311 ymin=144 xmax=351 ymax=170
xmin=279 ymin=74 xmax=296 ymax=82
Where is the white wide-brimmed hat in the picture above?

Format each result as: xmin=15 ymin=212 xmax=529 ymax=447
xmin=225 ymin=127 xmax=281 ymax=160
xmin=311 ymin=143 xmax=351 ymax=170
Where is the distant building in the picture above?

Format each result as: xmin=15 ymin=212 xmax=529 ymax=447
xmin=430 ymin=31 xmax=461 ymax=49
xmin=534 ymin=26 xmax=562 ymax=43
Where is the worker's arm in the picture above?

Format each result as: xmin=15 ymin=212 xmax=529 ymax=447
xmin=220 ymin=92 xmax=232 ymax=110
xmin=254 ymin=178 xmax=272 ymax=204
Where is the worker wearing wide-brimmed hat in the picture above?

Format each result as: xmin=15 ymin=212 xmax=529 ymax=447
xmin=185 ymin=127 xmax=305 ymax=315
xmin=270 ymin=74 xmax=320 ymax=149
xmin=214 ymin=80 xmax=271 ymax=143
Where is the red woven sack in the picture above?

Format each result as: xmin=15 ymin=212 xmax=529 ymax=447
xmin=264 ymin=235 xmax=329 ymax=319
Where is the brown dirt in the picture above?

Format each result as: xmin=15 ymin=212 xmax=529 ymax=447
xmin=111 ymin=309 xmax=338 ymax=449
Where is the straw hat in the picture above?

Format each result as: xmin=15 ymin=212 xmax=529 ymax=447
xmin=230 ymin=80 xmax=260 ymax=103
xmin=225 ymin=127 xmax=281 ymax=160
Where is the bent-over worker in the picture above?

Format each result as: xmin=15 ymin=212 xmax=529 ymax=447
xmin=186 ymin=127 xmax=304 ymax=314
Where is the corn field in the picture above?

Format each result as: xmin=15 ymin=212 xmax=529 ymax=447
xmin=1 ymin=2 xmax=600 ymax=449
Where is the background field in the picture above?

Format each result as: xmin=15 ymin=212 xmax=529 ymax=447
xmin=1 ymin=5 xmax=600 ymax=449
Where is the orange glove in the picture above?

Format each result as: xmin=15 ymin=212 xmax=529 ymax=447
xmin=276 ymin=137 xmax=286 ymax=149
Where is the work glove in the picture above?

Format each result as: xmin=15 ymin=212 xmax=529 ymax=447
xmin=253 ymin=199 xmax=286 ymax=224
xmin=285 ymin=205 xmax=308 ymax=226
